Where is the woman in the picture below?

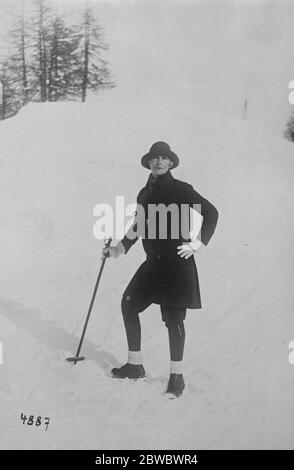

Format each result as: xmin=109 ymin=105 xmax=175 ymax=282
xmin=103 ymin=141 xmax=219 ymax=398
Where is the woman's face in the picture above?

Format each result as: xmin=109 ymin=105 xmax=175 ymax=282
xmin=149 ymin=155 xmax=173 ymax=177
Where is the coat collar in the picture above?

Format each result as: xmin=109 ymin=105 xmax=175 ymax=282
xmin=145 ymin=169 xmax=174 ymax=191
xmin=142 ymin=170 xmax=175 ymax=205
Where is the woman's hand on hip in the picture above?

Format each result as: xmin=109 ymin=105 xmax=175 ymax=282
xmin=177 ymin=240 xmax=202 ymax=259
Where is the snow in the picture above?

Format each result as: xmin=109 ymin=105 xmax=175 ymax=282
xmin=0 ymin=90 xmax=294 ymax=450
xmin=1 ymin=0 xmax=294 ymax=450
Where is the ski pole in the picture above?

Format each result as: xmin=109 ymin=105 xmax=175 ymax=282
xmin=66 ymin=237 xmax=112 ymax=365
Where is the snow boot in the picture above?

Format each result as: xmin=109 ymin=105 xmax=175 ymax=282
xmin=165 ymin=373 xmax=185 ymax=398
xmin=110 ymin=363 xmax=145 ymax=379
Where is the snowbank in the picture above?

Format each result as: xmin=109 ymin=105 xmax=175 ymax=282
xmin=0 ymin=95 xmax=294 ymax=449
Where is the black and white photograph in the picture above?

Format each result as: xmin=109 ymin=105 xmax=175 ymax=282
xmin=0 ymin=0 xmax=294 ymax=453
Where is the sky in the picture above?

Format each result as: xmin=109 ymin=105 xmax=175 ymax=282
xmin=1 ymin=0 xmax=294 ymax=132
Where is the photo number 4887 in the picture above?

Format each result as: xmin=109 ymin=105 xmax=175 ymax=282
xmin=20 ymin=413 xmax=50 ymax=431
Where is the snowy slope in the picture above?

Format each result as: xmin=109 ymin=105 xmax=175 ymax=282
xmin=0 ymin=93 xmax=294 ymax=449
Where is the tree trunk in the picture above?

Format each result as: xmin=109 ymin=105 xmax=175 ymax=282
xmin=48 ymin=22 xmax=57 ymax=102
xmin=21 ymin=1 xmax=28 ymax=103
xmin=82 ymin=6 xmax=90 ymax=102
xmin=39 ymin=0 xmax=47 ymax=102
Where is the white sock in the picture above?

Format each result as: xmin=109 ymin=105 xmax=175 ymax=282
xmin=128 ymin=350 xmax=143 ymax=365
xmin=170 ymin=360 xmax=183 ymax=374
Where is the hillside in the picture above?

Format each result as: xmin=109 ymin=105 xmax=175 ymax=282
xmin=0 ymin=94 xmax=294 ymax=449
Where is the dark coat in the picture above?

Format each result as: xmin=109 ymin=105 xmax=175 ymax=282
xmin=121 ymin=170 xmax=218 ymax=309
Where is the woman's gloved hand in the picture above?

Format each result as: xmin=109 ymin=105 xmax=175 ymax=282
xmin=101 ymin=242 xmax=125 ymax=260
xmin=177 ymin=240 xmax=202 ymax=259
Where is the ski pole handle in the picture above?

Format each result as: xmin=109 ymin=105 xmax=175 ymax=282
xmin=102 ymin=237 xmax=113 ymax=259
xmin=104 ymin=237 xmax=112 ymax=251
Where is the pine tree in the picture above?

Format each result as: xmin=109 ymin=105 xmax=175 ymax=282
xmin=77 ymin=1 xmax=114 ymax=103
xmin=0 ymin=58 xmax=21 ymax=118
xmin=47 ymin=14 xmax=81 ymax=101
xmin=30 ymin=0 xmax=53 ymax=102
xmin=0 ymin=0 xmax=30 ymax=118
xmin=18 ymin=0 xmax=29 ymax=104
xmin=0 ymin=0 xmax=115 ymax=118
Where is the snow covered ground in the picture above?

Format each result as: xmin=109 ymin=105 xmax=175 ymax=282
xmin=0 ymin=89 xmax=294 ymax=449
